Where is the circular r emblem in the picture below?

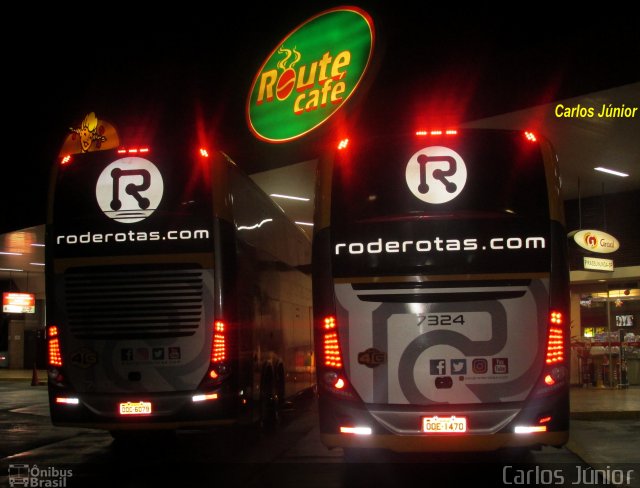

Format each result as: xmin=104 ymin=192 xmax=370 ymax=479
xmin=405 ymin=146 xmax=467 ymax=204
xmin=96 ymin=157 xmax=164 ymax=223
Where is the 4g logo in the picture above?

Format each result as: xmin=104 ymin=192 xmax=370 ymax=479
xmin=358 ymin=347 xmax=386 ymax=368
xmin=71 ymin=348 xmax=98 ymax=369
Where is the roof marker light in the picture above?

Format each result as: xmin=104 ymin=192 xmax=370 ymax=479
xmin=117 ymin=147 xmax=150 ymax=155
xmin=61 ymin=155 xmax=71 ymax=165
xmin=337 ymin=138 xmax=349 ymax=150
xmin=525 ymin=131 xmax=537 ymax=142
xmin=416 ymin=130 xmax=458 ymax=136
xmin=199 ymin=148 xmax=209 ymax=158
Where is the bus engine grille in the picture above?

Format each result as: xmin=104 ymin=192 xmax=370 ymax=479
xmin=63 ymin=265 xmax=204 ymax=340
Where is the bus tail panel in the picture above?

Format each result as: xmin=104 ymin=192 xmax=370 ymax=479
xmin=55 ymin=264 xmax=215 ymax=394
xmin=334 ymin=277 xmax=549 ymax=406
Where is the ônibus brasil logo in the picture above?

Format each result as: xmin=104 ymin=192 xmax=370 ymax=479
xmin=247 ymin=7 xmax=374 ymax=143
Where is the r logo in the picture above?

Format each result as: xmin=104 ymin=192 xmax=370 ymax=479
xmin=96 ymin=158 xmax=164 ymax=223
xmin=405 ymin=146 xmax=467 ymax=204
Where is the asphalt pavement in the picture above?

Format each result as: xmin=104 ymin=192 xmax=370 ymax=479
xmin=1 ymin=368 xmax=639 ymax=482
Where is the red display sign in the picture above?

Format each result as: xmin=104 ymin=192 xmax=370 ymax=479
xmin=3 ymin=292 xmax=35 ymax=314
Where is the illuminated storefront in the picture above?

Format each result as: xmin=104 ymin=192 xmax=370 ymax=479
xmin=566 ymin=191 xmax=640 ymax=388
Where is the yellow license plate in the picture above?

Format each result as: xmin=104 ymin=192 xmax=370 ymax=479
xmin=119 ymin=401 xmax=152 ymax=415
xmin=422 ymin=416 xmax=467 ymax=433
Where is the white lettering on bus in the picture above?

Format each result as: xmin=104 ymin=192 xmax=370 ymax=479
xmin=334 ymin=236 xmax=545 ymax=255
xmin=55 ymin=229 xmax=210 ymax=246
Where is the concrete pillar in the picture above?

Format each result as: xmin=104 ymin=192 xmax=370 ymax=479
xmin=8 ymin=320 xmax=25 ymax=369
xmin=570 ymin=291 xmax=582 ymax=385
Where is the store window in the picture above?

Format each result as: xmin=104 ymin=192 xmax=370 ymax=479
xmin=572 ymin=284 xmax=639 ymax=388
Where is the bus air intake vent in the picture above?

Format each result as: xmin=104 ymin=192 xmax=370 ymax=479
xmin=63 ymin=264 xmax=203 ymax=340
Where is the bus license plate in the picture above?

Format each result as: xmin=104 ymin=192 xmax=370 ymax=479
xmin=119 ymin=401 xmax=152 ymax=415
xmin=422 ymin=416 xmax=467 ymax=433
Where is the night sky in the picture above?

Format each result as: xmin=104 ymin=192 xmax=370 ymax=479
xmin=3 ymin=3 xmax=638 ymax=234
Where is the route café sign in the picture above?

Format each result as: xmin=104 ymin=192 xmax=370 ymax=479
xmin=246 ymin=6 xmax=375 ymax=142
xmin=570 ymin=229 xmax=620 ymax=254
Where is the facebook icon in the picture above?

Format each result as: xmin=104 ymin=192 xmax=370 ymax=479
xmin=429 ymin=359 xmax=447 ymax=375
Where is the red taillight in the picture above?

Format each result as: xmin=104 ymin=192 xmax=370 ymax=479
xmin=211 ymin=320 xmax=226 ymax=363
xmin=546 ymin=311 xmax=564 ymax=365
xmin=550 ymin=311 xmax=563 ymax=325
xmin=524 ymin=131 xmax=537 ymax=142
xmin=48 ymin=326 xmax=63 ymax=367
xmin=319 ymin=315 xmax=358 ymax=399
xmin=60 ymin=155 xmax=72 ymax=165
xmin=199 ymin=148 xmax=209 ymax=157
xmin=323 ymin=316 xmax=343 ymax=368
xmin=337 ymin=138 xmax=349 ymax=150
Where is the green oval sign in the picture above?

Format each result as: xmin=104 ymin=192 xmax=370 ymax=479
xmin=246 ymin=7 xmax=375 ymax=143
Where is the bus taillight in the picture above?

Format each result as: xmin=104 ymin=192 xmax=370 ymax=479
xmin=337 ymin=138 xmax=349 ymax=150
xmin=524 ymin=131 xmax=537 ymax=142
xmin=320 ymin=315 xmax=357 ymax=398
xmin=198 ymin=320 xmax=230 ymax=390
xmin=48 ymin=325 xmax=63 ymax=367
xmin=211 ymin=320 xmax=226 ymax=363
xmin=533 ymin=310 xmax=568 ymax=396
xmin=546 ymin=312 xmax=564 ymax=365
xmin=323 ymin=316 xmax=342 ymax=368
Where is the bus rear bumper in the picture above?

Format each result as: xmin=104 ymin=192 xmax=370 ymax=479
xmin=320 ymin=431 xmax=569 ymax=453
xmin=317 ymin=388 xmax=569 ymax=453
xmin=48 ymin=385 xmax=241 ymax=431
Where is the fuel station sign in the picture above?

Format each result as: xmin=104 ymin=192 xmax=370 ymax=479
xmin=247 ymin=6 xmax=375 ymax=142
xmin=570 ymin=229 xmax=620 ymax=254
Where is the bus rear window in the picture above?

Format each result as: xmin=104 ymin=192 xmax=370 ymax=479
xmin=331 ymin=131 xmax=549 ymax=227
